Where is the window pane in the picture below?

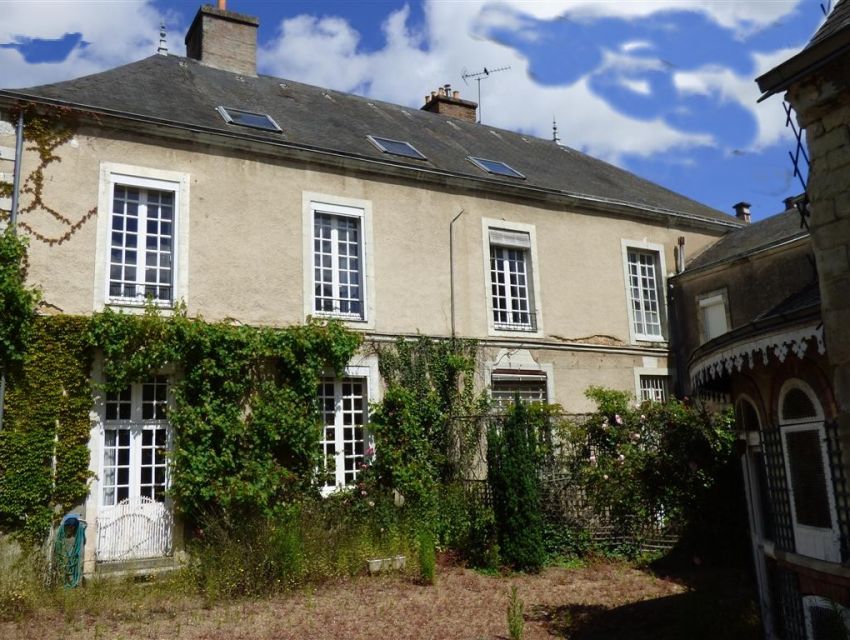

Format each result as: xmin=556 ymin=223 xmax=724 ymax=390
xmin=786 ymin=429 xmax=831 ymax=529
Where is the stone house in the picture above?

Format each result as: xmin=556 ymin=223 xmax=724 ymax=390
xmin=0 ymin=4 xmax=740 ymax=573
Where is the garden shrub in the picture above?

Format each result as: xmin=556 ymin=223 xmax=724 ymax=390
xmin=564 ymin=387 xmax=741 ymax=560
xmin=488 ymin=400 xmax=546 ymax=572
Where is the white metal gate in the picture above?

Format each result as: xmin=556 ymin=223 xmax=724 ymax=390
xmin=96 ymin=497 xmax=173 ymax=562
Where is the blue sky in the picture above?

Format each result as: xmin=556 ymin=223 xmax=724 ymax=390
xmin=0 ymin=0 xmax=831 ymax=221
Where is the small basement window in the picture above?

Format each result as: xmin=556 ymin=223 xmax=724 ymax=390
xmin=468 ymin=156 xmax=525 ymax=179
xmin=216 ymin=106 xmax=281 ymax=132
xmin=367 ymin=135 xmax=426 ymax=160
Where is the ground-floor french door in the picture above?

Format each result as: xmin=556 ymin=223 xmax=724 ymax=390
xmin=96 ymin=376 xmax=173 ymax=562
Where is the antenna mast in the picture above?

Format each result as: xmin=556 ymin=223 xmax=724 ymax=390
xmin=461 ymin=65 xmax=510 ymax=124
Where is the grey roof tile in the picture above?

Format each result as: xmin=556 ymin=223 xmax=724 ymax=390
xmin=807 ymin=0 xmax=850 ymax=49
xmin=1 ymin=54 xmax=737 ymax=225
xmin=686 ymin=209 xmax=808 ymax=270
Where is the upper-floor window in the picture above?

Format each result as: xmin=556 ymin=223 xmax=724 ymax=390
xmin=698 ymin=290 xmax=729 ymax=343
xmin=622 ymin=241 xmax=666 ymax=342
xmin=108 ymin=184 xmax=174 ymax=303
xmin=489 ymin=228 xmax=536 ymax=332
xmin=312 ymin=203 xmax=365 ymax=321
xmin=96 ymin=163 xmax=189 ymax=310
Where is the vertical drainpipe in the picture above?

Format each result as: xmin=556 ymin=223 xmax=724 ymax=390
xmin=449 ymin=209 xmax=465 ymax=339
xmin=0 ymin=109 xmax=25 ymax=432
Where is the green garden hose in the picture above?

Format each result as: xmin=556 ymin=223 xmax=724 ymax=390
xmin=53 ymin=514 xmax=86 ymax=588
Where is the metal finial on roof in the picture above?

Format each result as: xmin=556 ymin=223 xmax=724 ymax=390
xmin=552 ymin=116 xmax=561 ymax=144
xmin=156 ymin=21 xmax=168 ymax=55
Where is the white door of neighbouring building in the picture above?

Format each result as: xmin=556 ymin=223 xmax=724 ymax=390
xmin=779 ymin=380 xmax=840 ymax=563
xmin=96 ymin=376 xmax=173 ymax=562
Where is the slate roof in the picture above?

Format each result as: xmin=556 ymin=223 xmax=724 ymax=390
xmin=0 ymin=54 xmax=736 ymax=226
xmin=756 ymin=0 xmax=850 ymax=95
xmin=685 ymin=208 xmax=808 ymax=271
xmin=807 ymin=0 xmax=850 ymax=50
xmin=754 ymin=280 xmax=820 ymax=322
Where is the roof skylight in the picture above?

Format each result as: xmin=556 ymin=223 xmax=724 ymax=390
xmin=217 ymin=106 xmax=281 ymax=132
xmin=468 ymin=156 xmax=525 ymax=179
xmin=367 ymin=135 xmax=426 ymax=160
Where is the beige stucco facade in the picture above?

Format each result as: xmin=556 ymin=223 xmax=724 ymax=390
xmin=1 ymin=121 xmax=728 ymax=413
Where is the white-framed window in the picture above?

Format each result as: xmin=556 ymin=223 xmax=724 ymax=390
xmin=318 ymin=376 xmax=369 ymax=492
xmin=101 ymin=376 xmax=170 ymax=506
xmin=778 ymin=379 xmax=840 ymax=563
xmin=621 ymin=240 xmax=667 ymax=342
xmin=303 ymin=195 xmax=374 ymax=325
xmin=639 ymin=375 xmax=668 ymax=402
xmin=490 ymin=370 xmax=548 ymax=410
xmin=94 ymin=163 xmax=190 ymax=310
xmin=483 ymin=219 xmax=543 ymax=336
xmin=803 ymin=595 xmax=850 ymax=639
xmin=698 ymin=290 xmax=729 ymax=343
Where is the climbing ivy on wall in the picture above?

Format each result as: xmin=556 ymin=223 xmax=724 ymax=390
xmin=368 ymin=337 xmax=488 ymax=507
xmin=0 ymin=104 xmax=98 ymax=245
xmin=0 ymin=316 xmax=92 ymax=544
xmin=0 ymin=229 xmax=39 ymax=373
xmin=88 ymin=306 xmax=362 ymax=525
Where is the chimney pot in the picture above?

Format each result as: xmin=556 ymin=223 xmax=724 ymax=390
xmin=421 ymin=83 xmax=478 ymax=123
xmin=733 ymin=201 xmax=752 ymax=224
xmin=217 ymin=0 xmax=226 ymax=9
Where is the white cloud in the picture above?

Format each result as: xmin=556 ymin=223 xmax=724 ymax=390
xmin=0 ymin=1 xmax=169 ymax=88
xmin=619 ymin=78 xmax=652 ymax=96
xmin=673 ymin=46 xmax=801 ymax=150
xmin=499 ymin=0 xmax=804 ymax=36
xmin=259 ymin=1 xmax=713 ymax=164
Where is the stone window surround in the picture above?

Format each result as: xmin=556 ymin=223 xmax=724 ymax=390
xmin=93 ymin=162 xmax=190 ymax=312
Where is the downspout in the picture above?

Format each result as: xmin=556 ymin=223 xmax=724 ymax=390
xmin=0 ymin=109 xmax=25 ymax=432
xmin=449 ymin=209 xmax=465 ymax=339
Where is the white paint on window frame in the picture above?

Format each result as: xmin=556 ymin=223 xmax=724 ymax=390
xmin=485 ymin=348 xmax=555 ymax=405
xmin=302 ymin=192 xmax=375 ymax=330
xmin=697 ymin=288 xmax=730 ymax=344
xmin=319 ymin=353 xmax=381 ymax=497
xmin=93 ymin=162 xmax=190 ymax=312
xmin=620 ymin=239 xmax=667 ymax=344
xmin=481 ymin=218 xmax=544 ymax=338
xmin=633 ymin=366 xmax=670 ymax=402
xmin=778 ymin=378 xmax=840 ymax=563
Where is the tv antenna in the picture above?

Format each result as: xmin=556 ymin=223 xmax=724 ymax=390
xmin=461 ymin=65 xmax=510 ymax=124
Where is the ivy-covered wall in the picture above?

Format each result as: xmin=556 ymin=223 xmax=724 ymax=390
xmin=0 ymin=315 xmax=92 ymax=543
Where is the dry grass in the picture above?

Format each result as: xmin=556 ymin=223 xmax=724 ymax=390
xmin=1 ymin=559 xmax=758 ymax=639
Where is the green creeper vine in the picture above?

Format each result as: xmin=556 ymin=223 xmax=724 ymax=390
xmin=88 ymin=306 xmax=362 ymax=524
xmin=0 ymin=229 xmax=39 ymax=373
xmin=0 ymin=316 xmax=92 ymax=544
xmin=0 ymin=105 xmax=98 ymax=245
xmin=368 ymin=337 xmax=489 ymax=507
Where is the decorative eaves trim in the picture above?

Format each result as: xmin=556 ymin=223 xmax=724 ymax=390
xmin=690 ymin=322 xmax=825 ymax=388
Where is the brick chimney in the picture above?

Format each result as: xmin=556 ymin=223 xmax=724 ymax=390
xmin=733 ymin=201 xmax=751 ymax=224
xmin=421 ymin=84 xmax=478 ymax=123
xmin=185 ymin=3 xmax=259 ymax=76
